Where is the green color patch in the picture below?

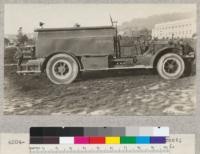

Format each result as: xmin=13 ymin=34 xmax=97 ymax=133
xmin=120 ymin=136 xmax=136 ymax=144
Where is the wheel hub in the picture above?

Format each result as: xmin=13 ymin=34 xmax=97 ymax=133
xmin=164 ymin=59 xmax=178 ymax=74
xmin=58 ymin=65 xmax=66 ymax=75
xmin=54 ymin=61 xmax=69 ymax=76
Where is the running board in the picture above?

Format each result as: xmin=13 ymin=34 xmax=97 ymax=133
xmin=17 ymin=70 xmax=41 ymax=74
xmin=81 ymin=65 xmax=153 ymax=71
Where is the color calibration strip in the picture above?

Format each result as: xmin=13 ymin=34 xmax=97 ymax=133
xmin=30 ymin=127 xmax=169 ymax=136
xmin=31 ymin=136 xmax=166 ymax=144
xmin=30 ymin=127 xmax=168 ymax=144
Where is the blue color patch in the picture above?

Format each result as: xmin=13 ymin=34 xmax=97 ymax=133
xmin=136 ymin=136 xmax=150 ymax=144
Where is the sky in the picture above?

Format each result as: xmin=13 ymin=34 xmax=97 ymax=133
xmin=4 ymin=4 xmax=196 ymax=34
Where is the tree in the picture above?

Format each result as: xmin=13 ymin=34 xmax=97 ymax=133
xmin=16 ymin=27 xmax=29 ymax=45
xmin=4 ymin=38 xmax=10 ymax=47
xmin=139 ymin=28 xmax=152 ymax=40
xmin=22 ymin=34 xmax=28 ymax=43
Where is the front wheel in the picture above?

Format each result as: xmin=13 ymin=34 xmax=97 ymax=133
xmin=46 ymin=53 xmax=79 ymax=84
xmin=157 ymin=53 xmax=185 ymax=80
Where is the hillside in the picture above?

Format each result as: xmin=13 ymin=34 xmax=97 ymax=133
xmin=119 ymin=12 xmax=195 ymax=33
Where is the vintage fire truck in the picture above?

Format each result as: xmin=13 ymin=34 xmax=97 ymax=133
xmin=16 ymin=25 xmax=195 ymax=84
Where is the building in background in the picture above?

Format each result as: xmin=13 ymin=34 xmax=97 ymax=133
xmin=152 ymin=18 xmax=196 ymax=39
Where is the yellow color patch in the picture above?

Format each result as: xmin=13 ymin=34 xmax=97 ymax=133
xmin=105 ymin=137 xmax=120 ymax=144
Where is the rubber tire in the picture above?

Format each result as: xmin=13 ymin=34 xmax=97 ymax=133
xmin=46 ymin=53 xmax=79 ymax=84
xmin=157 ymin=53 xmax=185 ymax=80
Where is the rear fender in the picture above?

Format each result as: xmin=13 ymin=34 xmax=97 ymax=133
xmin=41 ymin=52 xmax=82 ymax=72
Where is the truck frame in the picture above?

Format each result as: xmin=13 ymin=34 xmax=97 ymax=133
xmin=16 ymin=25 xmax=195 ymax=84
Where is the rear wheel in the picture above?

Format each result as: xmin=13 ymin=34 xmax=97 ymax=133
xmin=46 ymin=53 xmax=79 ymax=84
xmin=157 ymin=53 xmax=185 ymax=80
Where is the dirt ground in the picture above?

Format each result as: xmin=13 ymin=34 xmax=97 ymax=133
xmin=4 ymin=65 xmax=195 ymax=115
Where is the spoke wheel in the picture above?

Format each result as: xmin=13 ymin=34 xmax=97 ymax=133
xmin=46 ymin=54 xmax=79 ymax=84
xmin=157 ymin=53 xmax=185 ymax=80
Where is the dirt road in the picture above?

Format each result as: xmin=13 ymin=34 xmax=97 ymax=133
xmin=4 ymin=66 xmax=195 ymax=115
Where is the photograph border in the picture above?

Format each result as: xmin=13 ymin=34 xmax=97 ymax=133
xmin=0 ymin=0 xmax=199 ymax=154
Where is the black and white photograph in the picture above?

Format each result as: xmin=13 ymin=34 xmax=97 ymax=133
xmin=4 ymin=4 xmax=196 ymax=115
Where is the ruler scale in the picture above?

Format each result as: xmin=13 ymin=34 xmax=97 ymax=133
xmin=30 ymin=144 xmax=170 ymax=153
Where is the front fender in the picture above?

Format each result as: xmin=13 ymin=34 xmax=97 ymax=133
xmin=150 ymin=47 xmax=182 ymax=68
